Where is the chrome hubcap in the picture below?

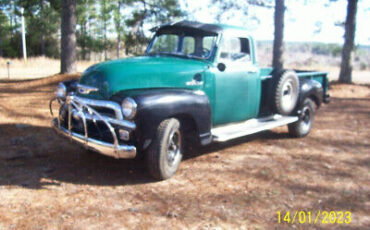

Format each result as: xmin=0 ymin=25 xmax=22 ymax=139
xmin=302 ymin=107 xmax=311 ymax=123
xmin=282 ymin=80 xmax=294 ymax=105
xmin=167 ymin=129 xmax=181 ymax=166
xmin=300 ymin=106 xmax=311 ymax=131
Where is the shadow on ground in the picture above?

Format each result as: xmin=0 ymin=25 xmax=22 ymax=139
xmin=0 ymin=123 xmax=292 ymax=189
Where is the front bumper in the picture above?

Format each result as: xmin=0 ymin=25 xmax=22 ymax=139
xmin=50 ymin=95 xmax=137 ymax=159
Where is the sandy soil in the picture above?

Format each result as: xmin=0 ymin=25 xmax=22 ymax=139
xmin=0 ymin=75 xmax=369 ymax=229
xmin=0 ymin=57 xmax=96 ymax=80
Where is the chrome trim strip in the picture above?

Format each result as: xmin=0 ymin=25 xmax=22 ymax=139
xmin=73 ymin=95 xmax=124 ymax=120
xmin=70 ymin=95 xmax=121 ymax=152
xmin=212 ymin=115 xmax=298 ymax=142
xmin=68 ymin=102 xmax=72 ymax=138
xmin=52 ymin=119 xmax=136 ymax=159
xmin=186 ymin=79 xmax=203 ymax=86
xmin=77 ymin=84 xmax=99 ymax=95
xmin=71 ymin=110 xmax=136 ymax=130
xmin=50 ymin=94 xmax=137 ymax=159
xmin=261 ymin=75 xmax=272 ymax=80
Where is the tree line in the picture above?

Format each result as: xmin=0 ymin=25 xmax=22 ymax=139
xmin=0 ymin=0 xmax=359 ymax=83
xmin=0 ymin=0 xmax=183 ymax=60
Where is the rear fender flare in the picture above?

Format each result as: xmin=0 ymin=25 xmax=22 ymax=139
xmin=298 ymin=79 xmax=324 ymax=108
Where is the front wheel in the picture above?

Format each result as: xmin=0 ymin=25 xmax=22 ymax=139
xmin=288 ymin=98 xmax=315 ymax=137
xmin=146 ymin=118 xmax=183 ymax=180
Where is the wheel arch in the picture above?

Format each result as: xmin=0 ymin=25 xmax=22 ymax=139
xmin=307 ymin=94 xmax=320 ymax=108
xmin=171 ymin=113 xmax=200 ymax=147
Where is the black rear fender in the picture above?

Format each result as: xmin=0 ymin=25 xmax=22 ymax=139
xmin=298 ymin=79 xmax=324 ymax=108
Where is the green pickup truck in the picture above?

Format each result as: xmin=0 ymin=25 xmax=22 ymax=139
xmin=50 ymin=21 xmax=330 ymax=180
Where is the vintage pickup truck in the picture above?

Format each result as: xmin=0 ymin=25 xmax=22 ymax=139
xmin=50 ymin=21 xmax=330 ymax=180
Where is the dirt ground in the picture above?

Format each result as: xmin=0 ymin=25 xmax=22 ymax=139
xmin=0 ymin=75 xmax=369 ymax=230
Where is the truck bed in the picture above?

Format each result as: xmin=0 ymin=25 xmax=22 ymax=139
xmin=259 ymin=67 xmax=329 ymax=99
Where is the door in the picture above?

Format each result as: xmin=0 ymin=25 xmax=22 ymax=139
xmin=212 ymin=36 xmax=260 ymax=125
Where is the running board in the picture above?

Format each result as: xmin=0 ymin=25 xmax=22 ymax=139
xmin=212 ymin=115 xmax=298 ymax=142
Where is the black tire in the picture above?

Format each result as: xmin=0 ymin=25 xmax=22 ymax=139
xmin=146 ymin=118 xmax=183 ymax=180
xmin=272 ymin=70 xmax=300 ymax=115
xmin=288 ymin=98 xmax=315 ymax=138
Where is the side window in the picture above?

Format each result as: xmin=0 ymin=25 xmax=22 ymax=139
xmin=151 ymin=34 xmax=179 ymax=53
xmin=183 ymin=36 xmax=195 ymax=55
xmin=219 ymin=36 xmax=251 ymax=62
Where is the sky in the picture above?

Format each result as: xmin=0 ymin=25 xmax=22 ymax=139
xmin=180 ymin=0 xmax=370 ymax=45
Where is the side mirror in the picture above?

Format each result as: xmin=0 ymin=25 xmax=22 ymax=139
xmin=217 ymin=63 xmax=226 ymax=72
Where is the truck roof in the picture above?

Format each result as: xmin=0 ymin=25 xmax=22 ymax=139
xmin=153 ymin=20 xmax=248 ymax=34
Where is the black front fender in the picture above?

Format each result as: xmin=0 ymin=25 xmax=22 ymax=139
xmin=112 ymin=89 xmax=212 ymax=151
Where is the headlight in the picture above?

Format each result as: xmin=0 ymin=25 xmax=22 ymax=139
xmin=121 ymin=97 xmax=137 ymax=119
xmin=56 ymin=83 xmax=67 ymax=99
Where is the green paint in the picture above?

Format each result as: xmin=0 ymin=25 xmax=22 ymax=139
xmin=78 ymin=56 xmax=210 ymax=99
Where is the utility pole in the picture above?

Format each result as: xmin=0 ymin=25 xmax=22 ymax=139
xmin=20 ymin=8 xmax=27 ymax=61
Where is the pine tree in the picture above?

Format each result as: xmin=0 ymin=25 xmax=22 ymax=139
xmin=113 ymin=0 xmax=134 ymax=58
xmin=272 ymin=0 xmax=285 ymax=70
xmin=99 ymin=0 xmax=113 ymax=60
xmin=61 ymin=0 xmax=77 ymax=73
xmin=339 ymin=0 xmax=358 ymax=84
xmin=77 ymin=0 xmax=97 ymax=60
xmin=125 ymin=0 xmax=183 ymax=54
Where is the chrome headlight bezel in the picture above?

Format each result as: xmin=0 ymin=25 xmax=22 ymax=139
xmin=121 ymin=97 xmax=137 ymax=119
xmin=56 ymin=83 xmax=67 ymax=99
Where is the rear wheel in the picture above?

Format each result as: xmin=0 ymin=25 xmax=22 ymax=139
xmin=146 ymin=118 xmax=183 ymax=180
xmin=288 ymin=98 xmax=315 ymax=137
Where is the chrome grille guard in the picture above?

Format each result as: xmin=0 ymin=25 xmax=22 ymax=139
xmin=50 ymin=95 xmax=137 ymax=159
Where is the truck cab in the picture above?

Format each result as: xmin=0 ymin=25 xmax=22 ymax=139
xmin=147 ymin=22 xmax=261 ymax=125
xmin=51 ymin=21 xmax=330 ymax=180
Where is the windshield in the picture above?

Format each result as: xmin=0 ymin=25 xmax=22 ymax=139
xmin=147 ymin=33 xmax=218 ymax=60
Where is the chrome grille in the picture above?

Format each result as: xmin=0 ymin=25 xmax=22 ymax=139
xmin=75 ymin=96 xmax=123 ymax=120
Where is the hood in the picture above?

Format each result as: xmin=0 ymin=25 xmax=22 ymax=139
xmin=78 ymin=56 xmax=209 ymax=99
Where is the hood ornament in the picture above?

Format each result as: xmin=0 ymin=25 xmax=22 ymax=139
xmin=77 ymin=84 xmax=99 ymax=94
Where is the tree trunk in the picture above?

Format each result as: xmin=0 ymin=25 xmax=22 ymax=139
xmin=104 ymin=20 xmax=107 ymax=60
xmin=117 ymin=33 xmax=121 ymax=59
xmin=81 ymin=22 xmax=87 ymax=60
xmin=41 ymin=34 xmax=45 ymax=56
xmin=0 ymin=25 xmax=3 ymax=57
xmin=272 ymin=0 xmax=285 ymax=70
xmin=61 ymin=0 xmax=77 ymax=74
xmin=40 ymin=0 xmax=45 ymax=56
xmin=339 ymin=0 xmax=358 ymax=84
